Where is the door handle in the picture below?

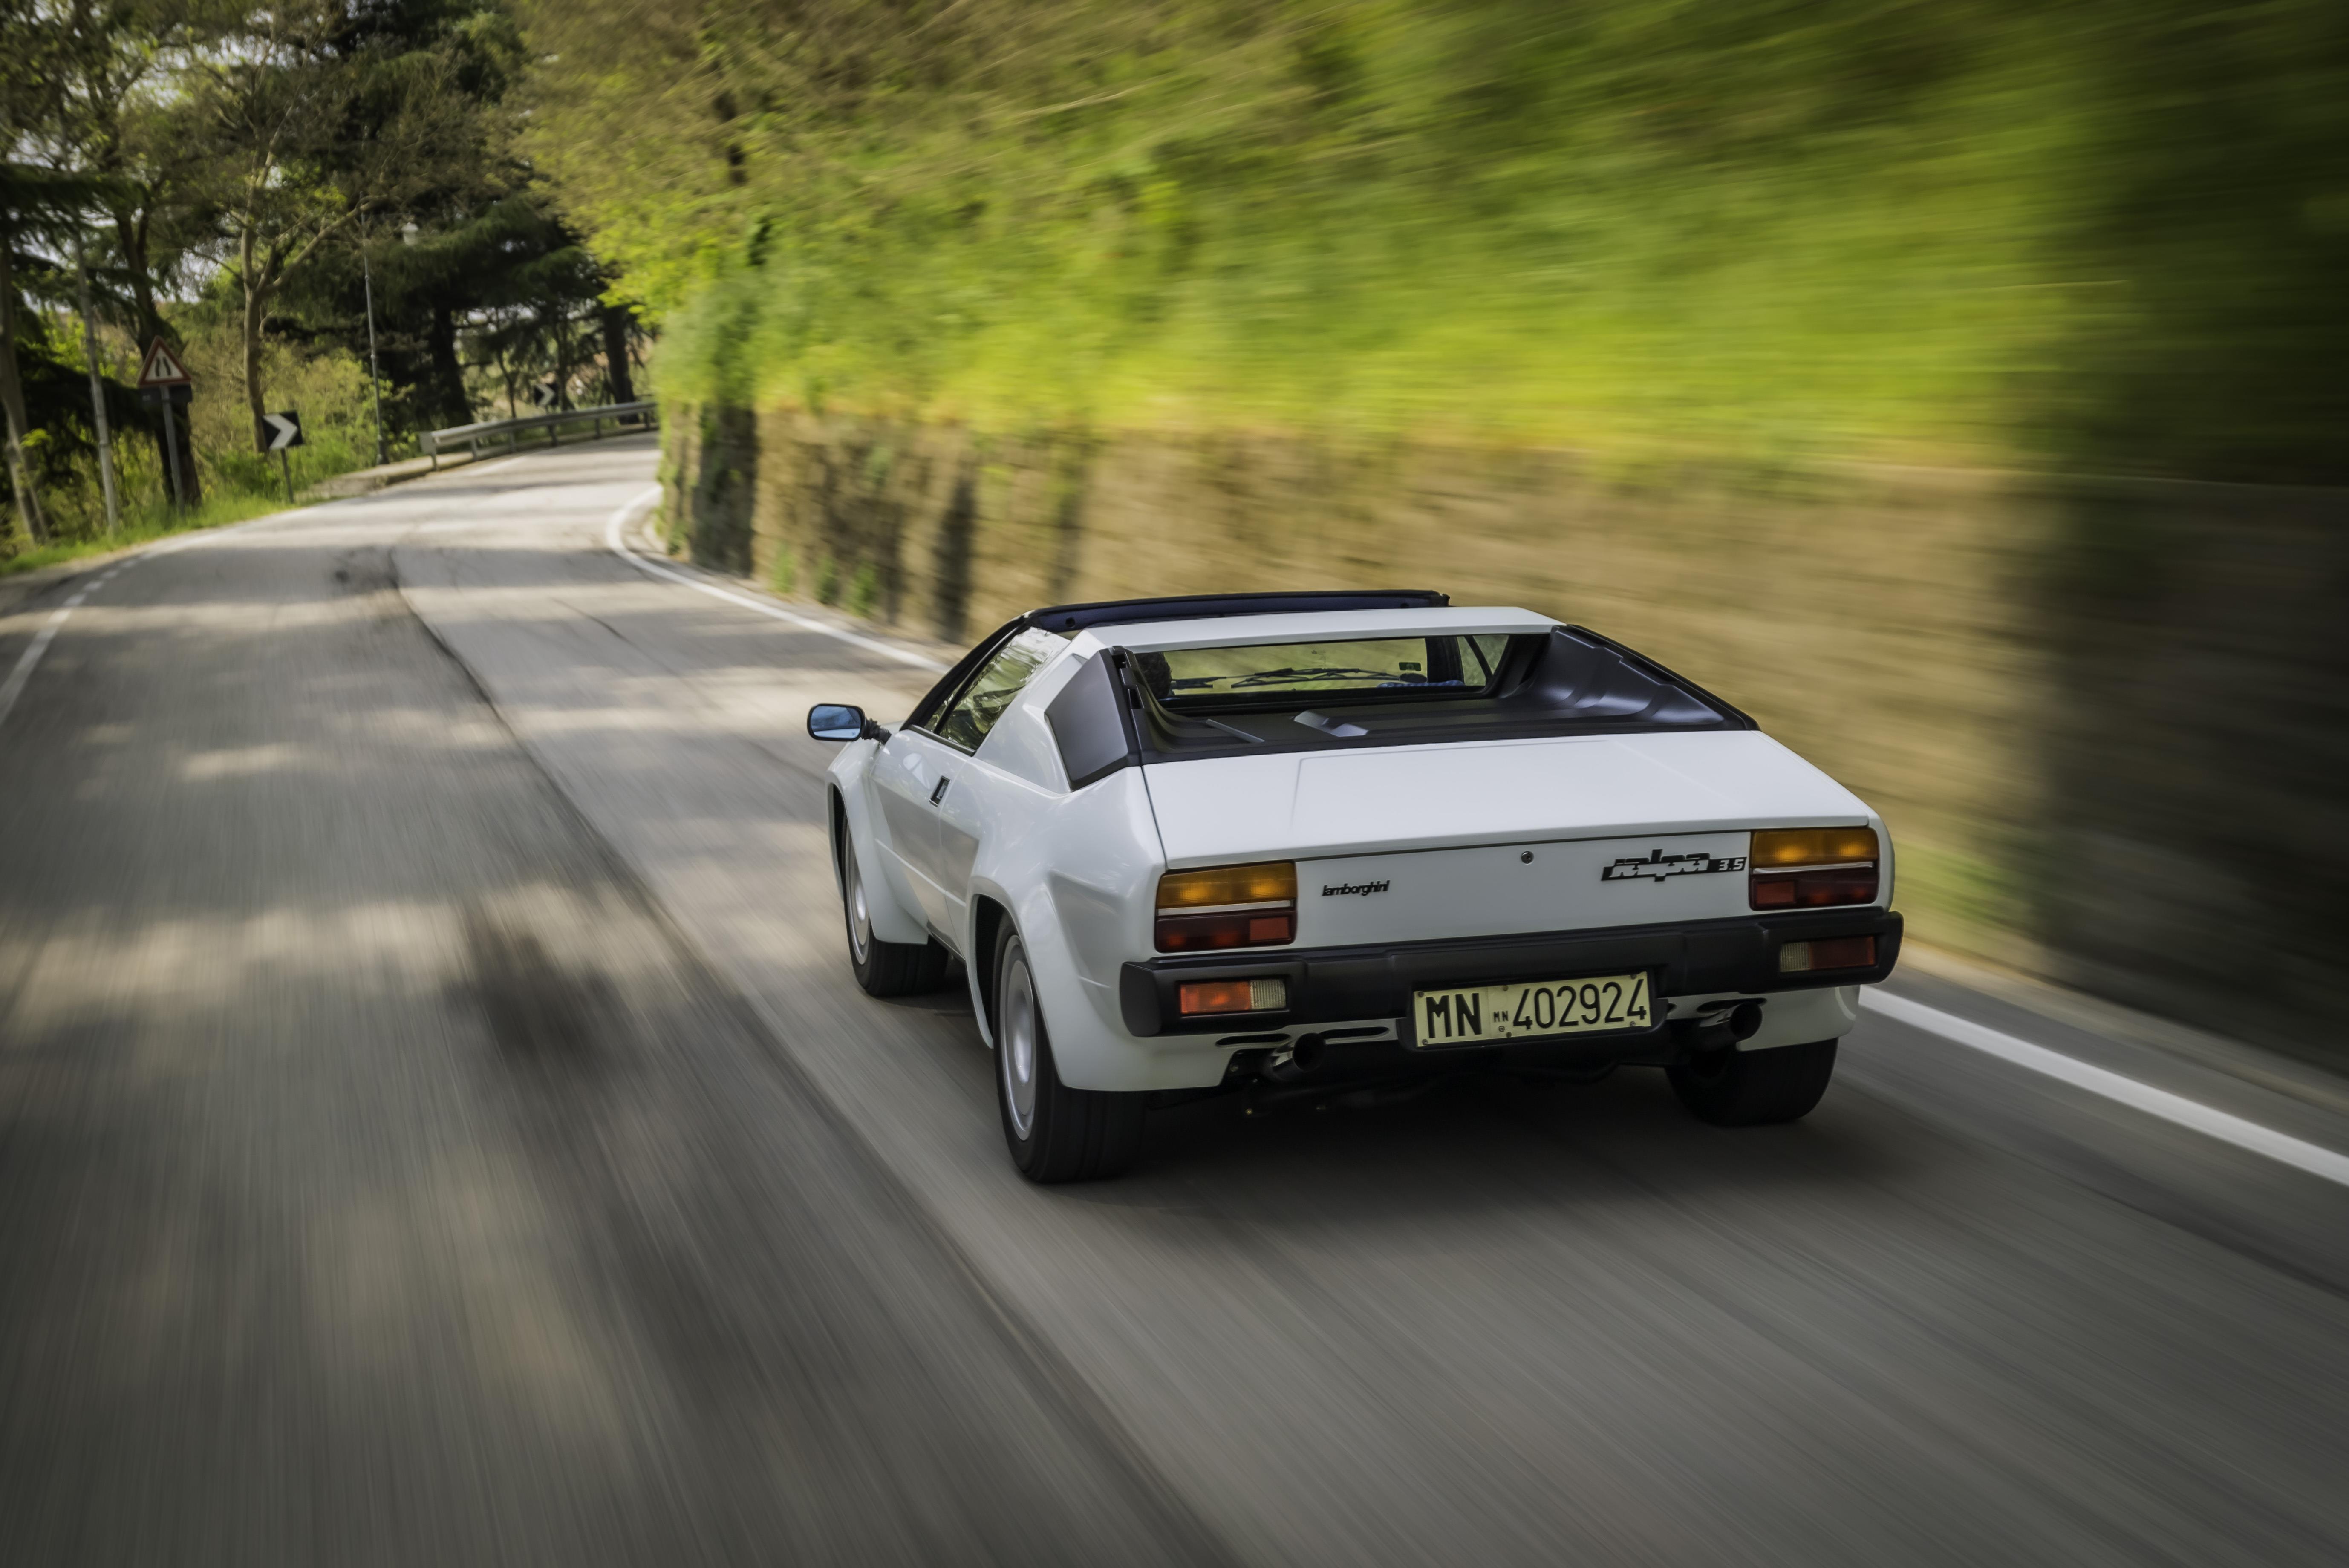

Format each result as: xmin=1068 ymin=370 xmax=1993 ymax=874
xmin=929 ymin=775 xmax=952 ymax=805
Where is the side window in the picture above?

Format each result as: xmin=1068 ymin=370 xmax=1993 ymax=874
xmin=932 ymin=627 xmax=1067 ymax=753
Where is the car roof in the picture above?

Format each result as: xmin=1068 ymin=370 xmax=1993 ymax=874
xmin=1021 ymin=590 xmax=1447 ymax=634
xmin=1070 ymin=605 xmax=1561 ymax=654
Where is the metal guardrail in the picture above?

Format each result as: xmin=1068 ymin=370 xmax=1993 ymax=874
xmin=421 ymin=401 xmax=659 ymax=465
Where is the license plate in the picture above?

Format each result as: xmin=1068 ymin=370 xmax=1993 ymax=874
xmin=1411 ymin=971 xmax=1654 ymax=1048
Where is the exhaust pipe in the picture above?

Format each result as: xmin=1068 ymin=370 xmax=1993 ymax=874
xmin=1673 ymin=1000 xmax=1763 ymax=1055
xmin=1263 ymin=1033 xmax=1331 ymax=1083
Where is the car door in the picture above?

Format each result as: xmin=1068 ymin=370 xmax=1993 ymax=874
xmin=869 ymin=728 xmax=959 ymax=931
xmin=923 ymin=628 xmax=1071 ymax=939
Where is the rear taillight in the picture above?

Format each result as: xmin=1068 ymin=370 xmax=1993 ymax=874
xmin=1750 ymin=828 xmax=1879 ymax=910
xmin=1155 ymin=861 xmax=1297 ymax=953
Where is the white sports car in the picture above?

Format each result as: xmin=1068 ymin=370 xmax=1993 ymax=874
xmin=808 ymin=591 xmax=1902 ymax=1182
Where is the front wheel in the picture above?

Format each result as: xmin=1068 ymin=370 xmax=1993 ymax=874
xmin=1668 ymin=1038 xmax=1838 ymax=1126
xmin=994 ymin=925 xmax=1144 ymax=1182
xmin=839 ymin=839 xmax=949 ymax=997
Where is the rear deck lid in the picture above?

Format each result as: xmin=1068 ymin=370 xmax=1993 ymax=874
xmin=1142 ymin=730 xmax=1869 ymax=867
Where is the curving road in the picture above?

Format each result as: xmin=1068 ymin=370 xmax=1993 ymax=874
xmin=3 ymin=436 xmax=2344 ymax=1566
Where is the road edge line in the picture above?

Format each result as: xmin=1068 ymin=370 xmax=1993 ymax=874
xmin=0 ymin=512 xmax=280 ymax=734
xmin=1862 ymin=990 xmax=2349 ymax=1188
xmin=603 ymin=487 xmax=949 ymax=673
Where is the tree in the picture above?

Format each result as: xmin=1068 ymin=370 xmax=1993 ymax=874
xmin=185 ymin=0 xmax=485 ymax=447
xmin=39 ymin=0 xmax=208 ymax=501
xmin=0 ymin=169 xmax=51 ymax=543
xmin=0 ymin=0 xmax=72 ymax=542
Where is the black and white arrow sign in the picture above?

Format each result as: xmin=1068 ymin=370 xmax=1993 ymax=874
xmin=531 ymin=380 xmax=558 ymax=409
xmin=260 ymin=410 xmax=305 ymax=452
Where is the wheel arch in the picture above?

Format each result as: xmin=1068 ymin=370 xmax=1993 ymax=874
xmin=826 ymin=786 xmax=851 ymax=889
xmin=970 ymin=894 xmax=1012 ymax=1042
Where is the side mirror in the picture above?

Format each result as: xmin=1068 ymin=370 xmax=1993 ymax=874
xmin=808 ymin=703 xmax=875 ymax=743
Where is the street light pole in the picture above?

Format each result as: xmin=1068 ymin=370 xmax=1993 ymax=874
xmin=361 ymin=230 xmax=387 ymax=467
xmin=73 ymin=243 xmax=121 ymax=533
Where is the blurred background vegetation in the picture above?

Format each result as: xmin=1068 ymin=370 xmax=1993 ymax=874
xmin=523 ymin=0 xmax=2344 ymax=481
xmin=1 ymin=0 xmax=642 ymax=566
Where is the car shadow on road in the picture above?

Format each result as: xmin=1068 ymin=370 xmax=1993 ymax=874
xmin=1041 ymin=1065 xmax=1928 ymax=1232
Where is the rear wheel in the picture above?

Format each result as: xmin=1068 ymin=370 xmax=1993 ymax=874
xmin=994 ymin=925 xmax=1144 ymax=1182
xmin=1668 ymin=1038 xmax=1838 ymax=1126
xmin=839 ymin=838 xmax=948 ymax=997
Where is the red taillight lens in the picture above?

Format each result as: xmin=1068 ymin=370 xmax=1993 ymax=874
xmin=1156 ymin=862 xmax=1297 ymax=953
xmin=1156 ymin=911 xmax=1295 ymax=951
xmin=1751 ymin=828 xmax=1879 ymax=911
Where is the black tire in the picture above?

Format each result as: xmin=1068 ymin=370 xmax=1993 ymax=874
xmin=1668 ymin=1038 xmax=1838 ymax=1126
xmin=837 ymin=833 xmax=949 ymax=997
xmin=993 ymin=924 xmax=1145 ymax=1182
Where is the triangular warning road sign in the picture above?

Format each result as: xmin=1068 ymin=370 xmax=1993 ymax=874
xmin=137 ymin=337 xmax=192 ymax=388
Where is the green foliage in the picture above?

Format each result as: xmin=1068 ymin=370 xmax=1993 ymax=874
xmin=847 ymin=562 xmax=879 ymax=617
xmin=814 ymin=553 xmax=840 ymax=605
xmin=0 ymin=485 xmax=300 ymax=580
xmin=521 ymin=0 xmax=2348 ymax=480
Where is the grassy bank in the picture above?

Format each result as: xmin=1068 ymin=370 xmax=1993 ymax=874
xmin=1 ymin=489 xmax=304 ymax=579
xmin=6 ymin=304 xmax=383 ymax=565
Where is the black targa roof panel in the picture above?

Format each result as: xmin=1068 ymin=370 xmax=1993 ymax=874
xmin=1023 ymin=590 xmax=1450 ymax=635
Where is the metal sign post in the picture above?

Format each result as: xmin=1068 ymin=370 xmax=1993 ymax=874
xmin=136 ymin=337 xmax=194 ymax=510
xmin=74 ymin=251 xmax=121 ymax=533
xmin=260 ymin=410 xmax=304 ymax=503
xmin=361 ymin=242 xmax=387 ymax=467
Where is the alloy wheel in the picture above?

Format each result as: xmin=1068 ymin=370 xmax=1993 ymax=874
xmin=1000 ymin=949 xmax=1040 ymax=1140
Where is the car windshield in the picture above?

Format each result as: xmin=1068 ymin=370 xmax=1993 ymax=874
xmin=1135 ymin=636 xmax=1511 ymax=705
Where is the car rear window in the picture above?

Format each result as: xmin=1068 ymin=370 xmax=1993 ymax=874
xmin=1135 ymin=636 xmax=1512 ymax=703
xmin=1039 ymin=626 xmax=1752 ymax=789
xmin=1128 ymin=628 xmax=1748 ymax=758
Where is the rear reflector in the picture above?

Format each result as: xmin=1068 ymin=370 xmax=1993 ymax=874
xmin=1179 ymin=978 xmax=1290 ymax=1015
xmin=1778 ymin=936 xmax=1877 ymax=974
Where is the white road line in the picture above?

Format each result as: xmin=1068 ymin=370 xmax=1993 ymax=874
xmin=0 ymin=604 xmax=78 ymax=729
xmin=602 ymin=486 xmax=949 ymax=673
xmin=0 ymin=515 xmax=275 ymax=734
xmin=1863 ymin=990 xmax=2349 ymax=1188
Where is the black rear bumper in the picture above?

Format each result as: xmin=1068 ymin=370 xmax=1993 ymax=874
xmin=1118 ymin=907 xmax=1903 ymax=1038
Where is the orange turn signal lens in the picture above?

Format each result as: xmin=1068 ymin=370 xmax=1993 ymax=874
xmin=1178 ymin=978 xmax=1290 ymax=1015
xmin=1156 ymin=862 xmax=1298 ymax=910
xmin=1751 ymin=828 xmax=1879 ymax=868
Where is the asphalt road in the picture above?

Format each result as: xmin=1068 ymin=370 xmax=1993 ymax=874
xmin=4 ymin=437 xmax=2344 ymax=1567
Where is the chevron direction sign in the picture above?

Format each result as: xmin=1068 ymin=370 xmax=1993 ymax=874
xmin=259 ymin=411 xmax=305 ymax=453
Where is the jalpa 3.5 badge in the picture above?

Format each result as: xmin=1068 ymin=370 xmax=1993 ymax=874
xmin=1600 ymin=847 xmax=1746 ymax=883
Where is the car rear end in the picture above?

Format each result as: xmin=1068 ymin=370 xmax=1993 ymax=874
xmin=1048 ymin=611 xmax=1900 ymax=1100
